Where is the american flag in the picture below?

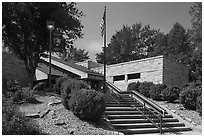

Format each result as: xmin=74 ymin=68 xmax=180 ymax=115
xmin=100 ymin=7 xmax=106 ymax=37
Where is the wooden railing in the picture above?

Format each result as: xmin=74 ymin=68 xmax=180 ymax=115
xmin=106 ymin=81 xmax=166 ymax=134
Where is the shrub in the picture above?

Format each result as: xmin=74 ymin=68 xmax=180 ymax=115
xmin=138 ymin=82 xmax=154 ymax=98
xmin=12 ymin=87 xmax=38 ymax=104
xmin=149 ymin=84 xmax=167 ymax=101
xmin=2 ymin=79 xmax=22 ymax=98
xmin=6 ymin=79 xmax=22 ymax=93
xmin=196 ymin=91 xmax=202 ymax=116
xmin=127 ymin=81 xmax=140 ymax=91
xmin=180 ymin=87 xmax=199 ymax=110
xmin=69 ymin=89 xmax=105 ymax=122
xmin=2 ymin=96 xmax=43 ymax=135
xmin=161 ymin=86 xmax=181 ymax=103
xmin=61 ymin=78 xmax=89 ymax=109
xmin=55 ymin=77 xmax=69 ymax=94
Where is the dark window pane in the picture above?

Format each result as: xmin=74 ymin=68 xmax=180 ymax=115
xmin=128 ymin=73 xmax=140 ymax=80
xmin=113 ymin=75 xmax=125 ymax=81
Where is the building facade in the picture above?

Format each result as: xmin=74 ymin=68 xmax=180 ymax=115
xmin=91 ymin=55 xmax=189 ymax=91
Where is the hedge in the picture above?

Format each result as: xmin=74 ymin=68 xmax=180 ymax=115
xmin=69 ymin=89 xmax=105 ymax=122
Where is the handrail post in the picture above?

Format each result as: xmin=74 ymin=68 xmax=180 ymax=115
xmin=160 ymin=115 xmax=163 ymax=134
xmin=131 ymin=93 xmax=133 ymax=106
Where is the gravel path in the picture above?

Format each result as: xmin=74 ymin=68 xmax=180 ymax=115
xmin=19 ymin=94 xmax=123 ymax=135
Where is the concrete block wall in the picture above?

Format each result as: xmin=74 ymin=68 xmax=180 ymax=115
xmin=163 ymin=58 xmax=189 ymax=87
xmin=92 ymin=56 xmax=164 ymax=91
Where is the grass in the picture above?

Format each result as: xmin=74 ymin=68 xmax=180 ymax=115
xmin=2 ymin=52 xmax=30 ymax=87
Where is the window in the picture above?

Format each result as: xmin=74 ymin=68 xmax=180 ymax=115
xmin=113 ymin=75 xmax=125 ymax=81
xmin=128 ymin=73 xmax=140 ymax=80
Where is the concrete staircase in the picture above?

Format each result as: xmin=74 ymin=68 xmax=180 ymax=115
xmin=105 ymin=94 xmax=192 ymax=134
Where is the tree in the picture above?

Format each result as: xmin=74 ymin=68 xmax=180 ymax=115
xmin=188 ymin=2 xmax=202 ymax=82
xmin=167 ymin=23 xmax=190 ymax=58
xmin=189 ymin=2 xmax=202 ymax=52
xmin=2 ymin=2 xmax=84 ymax=86
xmin=148 ymin=32 xmax=167 ymax=57
xmin=96 ymin=23 xmax=159 ymax=64
xmin=149 ymin=23 xmax=191 ymax=63
xmin=60 ymin=46 xmax=90 ymax=62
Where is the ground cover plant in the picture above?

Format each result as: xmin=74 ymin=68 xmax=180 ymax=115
xmin=2 ymin=78 xmax=43 ymax=135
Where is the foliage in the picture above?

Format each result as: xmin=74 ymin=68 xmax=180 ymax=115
xmin=148 ymin=32 xmax=167 ymax=57
xmin=179 ymin=87 xmax=199 ymax=110
xmin=196 ymin=92 xmax=202 ymax=116
xmin=2 ymin=78 xmax=22 ymax=98
xmin=127 ymin=81 xmax=140 ymax=91
xmin=96 ymin=23 xmax=159 ymax=64
xmin=161 ymin=86 xmax=181 ymax=103
xmin=55 ymin=77 xmax=69 ymax=94
xmin=60 ymin=78 xmax=89 ymax=109
xmin=69 ymin=89 xmax=105 ymax=122
xmin=189 ymin=2 xmax=202 ymax=50
xmin=60 ymin=46 xmax=90 ymax=62
xmin=138 ymin=81 xmax=154 ymax=98
xmin=149 ymin=84 xmax=167 ymax=101
xmin=12 ymin=87 xmax=38 ymax=104
xmin=2 ymin=95 xmax=43 ymax=135
xmin=2 ymin=2 xmax=84 ymax=86
xmin=187 ymin=2 xmax=202 ymax=82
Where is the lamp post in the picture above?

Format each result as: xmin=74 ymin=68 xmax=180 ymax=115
xmin=46 ymin=21 xmax=55 ymax=90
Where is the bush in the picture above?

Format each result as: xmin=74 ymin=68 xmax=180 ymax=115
xmin=60 ymin=78 xmax=89 ymax=109
xmin=69 ymin=89 xmax=105 ymax=122
xmin=138 ymin=82 xmax=154 ymax=98
xmin=12 ymin=87 xmax=38 ymax=104
xmin=180 ymin=87 xmax=199 ymax=110
xmin=161 ymin=86 xmax=181 ymax=103
xmin=127 ymin=81 xmax=140 ymax=91
xmin=149 ymin=84 xmax=167 ymax=101
xmin=196 ymin=90 xmax=202 ymax=116
xmin=55 ymin=77 xmax=69 ymax=94
xmin=2 ymin=96 xmax=43 ymax=135
xmin=2 ymin=79 xmax=22 ymax=98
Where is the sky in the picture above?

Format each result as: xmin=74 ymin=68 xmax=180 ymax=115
xmin=72 ymin=2 xmax=193 ymax=61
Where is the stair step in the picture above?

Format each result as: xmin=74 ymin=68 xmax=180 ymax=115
xmin=105 ymin=103 xmax=131 ymax=107
xmin=107 ymin=114 xmax=144 ymax=119
xmin=118 ymin=126 xmax=192 ymax=134
xmin=107 ymin=114 xmax=173 ymax=119
xmin=106 ymin=101 xmax=138 ymax=104
xmin=109 ymin=118 xmax=179 ymax=124
xmin=105 ymin=110 xmax=142 ymax=115
xmin=113 ymin=122 xmax=185 ymax=129
xmin=106 ymin=106 xmax=142 ymax=111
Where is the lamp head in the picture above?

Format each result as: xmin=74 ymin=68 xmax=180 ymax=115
xmin=46 ymin=21 xmax=55 ymax=31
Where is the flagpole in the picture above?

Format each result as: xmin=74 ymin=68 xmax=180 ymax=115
xmin=103 ymin=6 xmax=106 ymax=93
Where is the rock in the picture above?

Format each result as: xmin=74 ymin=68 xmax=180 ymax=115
xmin=179 ymin=114 xmax=184 ymax=118
xmin=48 ymin=99 xmax=62 ymax=106
xmin=178 ymin=105 xmax=185 ymax=110
xmin=25 ymin=113 xmax=40 ymax=118
xmin=40 ymin=109 xmax=51 ymax=118
xmin=33 ymin=82 xmax=46 ymax=91
xmin=185 ymin=117 xmax=192 ymax=123
xmin=171 ymin=109 xmax=176 ymax=113
xmin=192 ymin=122 xmax=197 ymax=125
xmin=70 ymin=131 xmax=74 ymax=135
xmin=54 ymin=119 xmax=66 ymax=126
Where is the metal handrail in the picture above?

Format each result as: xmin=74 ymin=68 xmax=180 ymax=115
xmin=121 ymin=90 xmax=166 ymax=117
xmin=106 ymin=81 xmax=165 ymax=134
